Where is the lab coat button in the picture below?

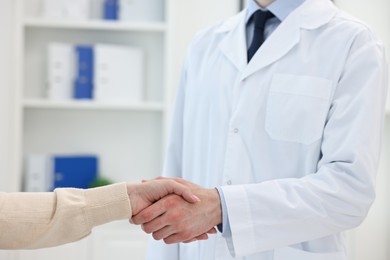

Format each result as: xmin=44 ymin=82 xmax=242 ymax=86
xmin=227 ymin=180 xmax=232 ymax=185
xmin=233 ymin=128 xmax=239 ymax=133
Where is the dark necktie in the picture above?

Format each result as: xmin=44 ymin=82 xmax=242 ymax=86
xmin=247 ymin=10 xmax=275 ymax=62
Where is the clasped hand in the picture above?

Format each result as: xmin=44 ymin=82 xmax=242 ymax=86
xmin=129 ymin=178 xmax=222 ymax=244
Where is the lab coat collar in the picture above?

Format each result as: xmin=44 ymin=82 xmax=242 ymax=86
xmin=216 ymin=0 xmax=337 ymax=79
xmin=217 ymin=11 xmax=248 ymax=72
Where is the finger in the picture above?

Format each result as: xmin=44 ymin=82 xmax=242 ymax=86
xmin=142 ymin=215 xmax=169 ymax=234
xmin=182 ymin=238 xmax=197 ymax=243
xmin=168 ymin=181 xmax=200 ymax=203
xmin=131 ymin=199 xmax=166 ymax=224
xmin=166 ymin=233 xmax=209 ymax=244
xmin=151 ymin=225 xmax=176 ymax=241
xmin=170 ymin=178 xmax=200 ymax=190
xmin=163 ymin=232 xmax=191 ymax=244
xmin=163 ymin=228 xmax=212 ymax=244
xmin=195 ymin=233 xmax=209 ymax=240
xmin=207 ymin=227 xmax=217 ymax=234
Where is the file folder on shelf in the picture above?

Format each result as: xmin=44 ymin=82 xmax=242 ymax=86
xmin=74 ymin=78 xmax=93 ymax=99
xmin=24 ymin=154 xmax=52 ymax=192
xmin=53 ymin=155 xmax=98 ymax=189
xmin=104 ymin=0 xmax=119 ymax=20
xmin=43 ymin=0 xmax=91 ymax=20
xmin=74 ymin=45 xmax=94 ymax=99
xmin=75 ymin=45 xmax=94 ymax=79
xmin=94 ymin=44 xmax=144 ymax=103
xmin=119 ymin=0 xmax=164 ymax=22
xmin=47 ymin=43 xmax=75 ymax=100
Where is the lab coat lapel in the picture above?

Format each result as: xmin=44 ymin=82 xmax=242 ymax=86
xmin=241 ymin=6 xmax=301 ymax=80
xmin=241 ymin=0 xmax=337 ymax=80
xmin=217 ymin=11 xmax=247 ymax=72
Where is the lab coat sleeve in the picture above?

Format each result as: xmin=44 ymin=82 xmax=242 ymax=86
xmin=0 ymin=183 xmax=131 ymax=249
xmin=220 ymin=28 xmax=388 ymax=257
xmin=145 ymin=48 xmax=191 ymax=260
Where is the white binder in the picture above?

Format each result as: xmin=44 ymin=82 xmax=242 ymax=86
xmin=119 ymin=0 xmax=164 ymax=22
xmin=43 ymin=0 xmax=91 ymax=20
xmin=47 ymin=43 xmax=75 ymax=100
xmin=94 ymin=44 xmax=144 ymax=103
xmin=24 ymin=154 xmax=52 ymax=192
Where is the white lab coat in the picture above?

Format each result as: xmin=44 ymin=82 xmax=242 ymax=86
xmin=146 ymin=0 xmax=388 ymax=259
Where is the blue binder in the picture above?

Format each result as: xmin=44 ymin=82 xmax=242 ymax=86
xmin=53 ymin=155 xmax=98 ymax=189
xmin=74 ymin=45 xmax=94 ymax=99
xmin=75 ymin=46 xmax=94 ymax=79
xmin=104 ymin=0 xmax=119 ymax=20
xmin=74 ymin=78 xmax=93 ymax=99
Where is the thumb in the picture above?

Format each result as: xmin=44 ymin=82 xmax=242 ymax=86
xmin=169 ymin=182 xmax=200 ymax=203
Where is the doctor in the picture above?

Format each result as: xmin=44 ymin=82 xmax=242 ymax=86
xmin=133 ymin=0 xmax=388 ymax=259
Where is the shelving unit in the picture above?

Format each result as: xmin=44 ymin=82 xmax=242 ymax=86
xmin=8 ymin=0 xmax=240 ymax=259
xmin=13 ymin=0 xmax=170 ymax=194
xmin=11 ymin=0 xmax=241 ymax=191
xmin=12 ymin=0 xmax=169 ymax=259
xmin=24 ymin=18 xmax=167 ymax=32
xmin=13 ymin=1 xmax=167 ymax=259
xmin=23 ymin=99 xmax=164 ymax=112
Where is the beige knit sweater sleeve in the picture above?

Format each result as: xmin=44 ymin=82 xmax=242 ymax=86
xmin=0 ymin=183 xmax=131 ymax=249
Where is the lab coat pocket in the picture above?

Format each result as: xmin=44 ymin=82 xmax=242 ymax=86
xmin=265 ymin=74 xmax=332 ymax=144
xmin=273 ymin=246 xmax=347 ymax=260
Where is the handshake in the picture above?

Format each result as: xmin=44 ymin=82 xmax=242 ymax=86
xmin=127 ymin=178 xmax=222 ymax=244
xmin=0 ymin=177 xmax=222 ymax=250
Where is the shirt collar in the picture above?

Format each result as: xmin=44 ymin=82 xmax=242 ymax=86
xmin=245 ymin=0 xmax=305 ymax=23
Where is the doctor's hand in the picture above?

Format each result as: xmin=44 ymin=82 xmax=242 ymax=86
xmin=127 ymin=179 xmax=201 ymax=216
xmin=131 ymin=178 xmax=221 ymax=244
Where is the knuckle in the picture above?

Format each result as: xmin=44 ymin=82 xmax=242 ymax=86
xmin=165 ymin=197 xmax=180 ymax=207
xmin=167 ymin=179 xmax=175 ymax=186
xmin=170 ymin=211 xmax=182 ymax=221
xmin=140 ymin=211 xmax=151 ymax=220
xmin=142 ymin=211 xmax=153 ymax=221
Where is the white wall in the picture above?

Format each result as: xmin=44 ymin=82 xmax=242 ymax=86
xmin=335 ymin=0 xmax=390 ymax=49
xmin=0 ymin=0 xmax=14 ymax=192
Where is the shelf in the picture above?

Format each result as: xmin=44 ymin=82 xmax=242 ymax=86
xmin=23 ymin=18 xmax=167 ymax=32
xmin=23 ymin=99 xmax=164 ymax=112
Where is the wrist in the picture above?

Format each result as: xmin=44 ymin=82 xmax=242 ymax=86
xmin=126 ymin=183 xmax=138 ymax=216
xmin=208 ymin=188 xmax=222 ymax=227
xmin=85 ymin=183 xmax=131 ymax=225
